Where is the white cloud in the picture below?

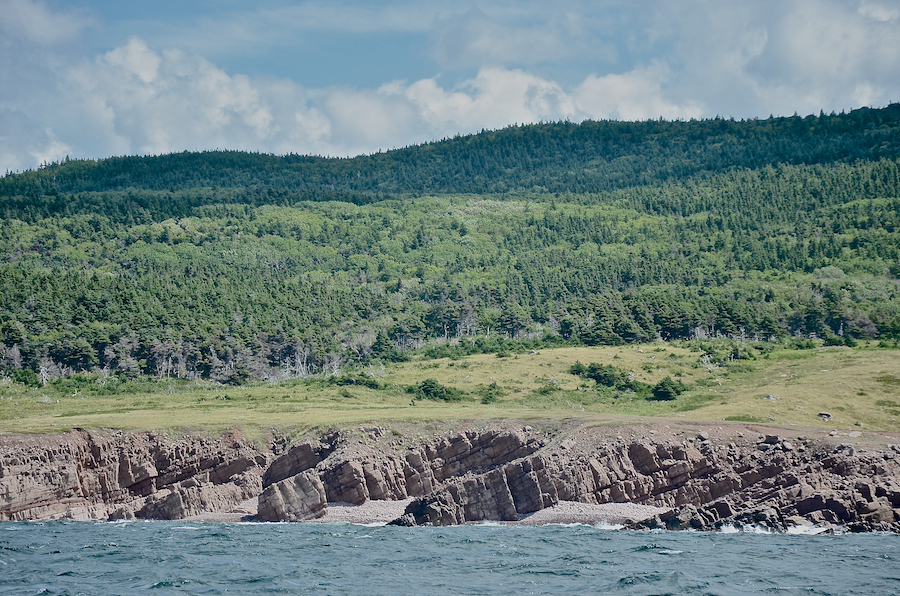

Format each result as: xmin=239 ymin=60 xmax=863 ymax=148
xmin=750 ymin=0 xmax=900 ymax=113
xmin=398 ymin=69 xmax=578 ymax=130
xmin=103 ymin=38 xmax=162 ymax=85
xmin=635 ymin=0 xmax=900 ymax=118
xmin=320 ymin=87 xmax=424 ymax=154
xmin=574 ymin=66 xmax=704 ymax=121
xmin=65 ymin=38 xmax=331 ymax=157
xmin=30 ymin=128 xmax=70 ymax=165
xmin=0 ymin=112 xmax=71 ymax=173
xmin=0 ymin=0 xmax=95 ymax=45
xmin=7 ymin=31 xmax=702 ymax=168
xmin=858 ymin=0 xmax=900 ymax=22
xmin=334 ymin=66 xmax=701 ymax=151
xmin=3 ymin=0 xmax=900 ymax=174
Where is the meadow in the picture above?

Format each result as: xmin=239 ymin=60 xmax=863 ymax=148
xmin=1 ymin=342 xmax=897 ymax=440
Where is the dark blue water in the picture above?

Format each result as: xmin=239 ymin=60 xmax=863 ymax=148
xmin=1 ymin=522 xmax=898 ymax=595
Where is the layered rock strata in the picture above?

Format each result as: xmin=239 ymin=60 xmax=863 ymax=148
xmin=256 ymin=427 xmax=544 ymax=524
xmin=0 ymin=430 xmax=267 ymax=521
xmin=2 ymin=424 xmax=900 ymax=533
xmin=389 ymin=428 xmax=900 ymax=532
xmin=630 ymin=437 xmax=900 ymax=532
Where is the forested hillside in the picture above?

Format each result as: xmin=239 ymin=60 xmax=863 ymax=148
xmin=1 ymin=106 xmax=899 ymax=384
xmin=4 ymin=104 xmax=900 ymax=222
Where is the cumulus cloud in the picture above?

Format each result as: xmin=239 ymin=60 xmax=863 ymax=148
xmin=0 ymin=0 xmax=96 ymax=172
xmin=2 ymin=29 xmax=705 ymax=172
xmin=64 ymin=38 xmax=331 ymax=157
xmin=2 ymin=0 xmax=900 ymax=173
xmin=59 ymin=38 xmax=699 ymax=161
xmin=575 ymin=66 xmax=704 ymax=121
xmin=398 ymin=69 xmax=577 ymax=129
xmin=647 ymin=0 xmax=900 ymax=117
xmin=0 ymin=112 xmax=71 ymax=173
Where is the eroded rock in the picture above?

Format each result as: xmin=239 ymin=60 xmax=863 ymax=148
xmin=3 ymin=425 xmax=900 ymax=532
xmin=256 ymin=470 xmax=327 ymax=522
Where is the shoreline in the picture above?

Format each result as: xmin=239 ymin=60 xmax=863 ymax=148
xmin=182 ymin=498 xmax=671 ymax=526
xmin=3 ymin=420 xmax=899 ymax=532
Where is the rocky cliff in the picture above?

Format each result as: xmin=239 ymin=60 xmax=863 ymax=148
xmin=2 ymin=422 xmax=899 ymax=533
xmin=0 ymin=430 xmax=267 ymax=521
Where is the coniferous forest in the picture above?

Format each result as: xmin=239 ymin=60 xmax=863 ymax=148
xmin=1 ymin=106 xmax=899 ymax=384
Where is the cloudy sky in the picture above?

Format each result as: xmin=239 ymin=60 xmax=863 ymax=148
xmin=1 ymin=0 xmax=899 ymax=173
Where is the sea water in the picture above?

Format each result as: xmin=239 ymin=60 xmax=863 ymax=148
xmin=1 ymin=521 xmax=898 ymax=595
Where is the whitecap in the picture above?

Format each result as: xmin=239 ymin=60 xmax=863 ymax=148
xmin=545 ymin=522 xmax=594 ymax=528
xmin=592 ymin=522 xmax=625 ymax=530
xmin=236 ymin=521 xmax=271 ymax=525
xmin=353 ymin=522 xmax=388 ymax=528
xmin=786 ymin=525 xmax=830 ymax=535
xmin=473 ymin=521 xmax=503 ymax=527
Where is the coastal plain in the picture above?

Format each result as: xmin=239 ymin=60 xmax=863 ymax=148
xmin=1 ymin=343 xmax=897 ymax=438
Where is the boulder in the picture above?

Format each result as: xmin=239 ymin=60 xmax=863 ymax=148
xmin=257 ymin=470 xmax=327 ymax=522
xmin=263 ymin=441 xmax=327 ymax=488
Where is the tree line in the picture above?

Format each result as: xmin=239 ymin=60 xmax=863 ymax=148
xmin=1 ymin=107 xmax=899 ymax=384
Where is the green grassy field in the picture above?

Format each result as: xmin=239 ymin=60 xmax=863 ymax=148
xmin=1 ymin=343 xmax=898 ymax=439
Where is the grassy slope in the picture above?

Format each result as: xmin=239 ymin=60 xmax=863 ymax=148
xmin=1 ymin=344 xmax=897 ymax=439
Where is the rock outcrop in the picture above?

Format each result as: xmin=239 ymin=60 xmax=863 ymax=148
xmin=390 ymin=428 xmax=900 ymax=532
xmin=257 ymin=470 xmax=327 ymax=522
xmin=631 ymin=439 xmax=900 ymax=533
xmin=0 ymin=430 xmax=268 ymax=521
xmin=2 ymin=423 xmax=900 ymax=532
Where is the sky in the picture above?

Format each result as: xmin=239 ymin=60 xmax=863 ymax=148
xmin=1 ymin=0 xmax=899 ymax=173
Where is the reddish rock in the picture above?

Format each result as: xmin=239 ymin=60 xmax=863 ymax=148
xmin=257 ymin=470 xmax=327 ymax=522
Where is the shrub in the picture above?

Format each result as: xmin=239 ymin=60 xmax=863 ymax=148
xmin=480 ymin=382 xmax=505 ymax=404
xmin=11 ymin=368 xmax=40 ymax=387
xmin=651 ymin=376 xmax=687 ymax=400
xmin=627 ymin=380 xmax=652 ymax=398
xmin=333 ymin=374 xmax=381 ymax=389
xmin=583 ymin=363 xmax=627 ymax=387
xmin=571 ymin=361 xmax=643 ymax=393
xmin=409 ymin=378 xmax=463 ymax=402
xmin=569 ymin=361 xmax=588 ymax=376
xmin=786 ymin=337 xmax=816 ymax=350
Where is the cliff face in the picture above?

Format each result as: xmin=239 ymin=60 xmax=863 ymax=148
xmin=257 ymin=427 xmax=543 ymax=521
xmin=0 ymin=430 xmax=267 ymax=521
xmin=387 ymin=428 xmax=900 ymax=532
xmin=2 ymin=424 xmax=900 ymax=533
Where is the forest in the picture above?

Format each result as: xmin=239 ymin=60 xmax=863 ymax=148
xmin=1 ymin=105 xmax=899 ymax=385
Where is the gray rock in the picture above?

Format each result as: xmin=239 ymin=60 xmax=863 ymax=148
xmin=0 ymin=429 xmax=265 ymax=522
xmin=4 ymin=425 xmax=900 ymax=534
xmin=257 ymin=470 xmax=327 ymax=522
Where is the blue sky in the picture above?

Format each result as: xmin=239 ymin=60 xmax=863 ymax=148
xmin=2 ymin=0 xmax=899 ymax=173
